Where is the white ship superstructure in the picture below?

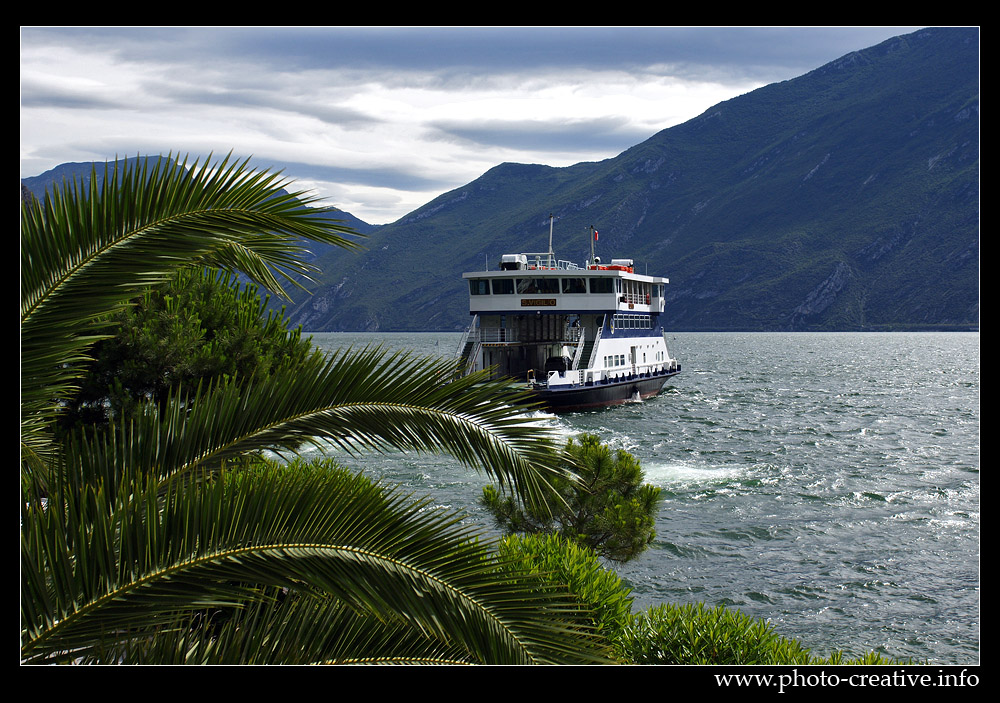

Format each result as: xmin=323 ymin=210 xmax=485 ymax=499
xmin=457 ymin=220 xmax=680 ymax=411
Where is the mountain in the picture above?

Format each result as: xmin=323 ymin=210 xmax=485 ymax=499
xmin=280 ymin=27 xmax=979 ymax=332
xmin=21 ymin=160 xmax=108 ymax=195
xmin=20 ymin=158 xmax=378 ymax=260
xmin=22 ymin=28 xmax=978 ymax=333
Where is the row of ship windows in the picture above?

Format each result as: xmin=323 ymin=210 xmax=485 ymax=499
xmin=604 ymin=350 xmax=667 ymax=368
xmin=611 ymin=313 xmax=652 ymax=330
xmin=470 ymin=277 xmax=662 ymax=297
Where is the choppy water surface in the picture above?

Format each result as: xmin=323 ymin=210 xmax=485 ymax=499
xmin=306 ymin=331 xmax=980 ymax=664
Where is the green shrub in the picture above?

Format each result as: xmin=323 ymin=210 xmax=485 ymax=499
xmin=618 ymin=602 xmax=813 ymax=664
xmin=497 ymin=533 xmax=634 ymax=645
xmin=619 ymin=602 xmax=903 ymax=665
xmin=808 ymin=649 xmax=908 ymax=665
xmin=483 ymin=434 xmax=662 ymax=563
xmin=496 ymin=537 xmax=905 ymax=665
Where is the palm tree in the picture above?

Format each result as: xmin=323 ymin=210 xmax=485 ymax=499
xmin=20 ymin=155 xmax=611 ymax=664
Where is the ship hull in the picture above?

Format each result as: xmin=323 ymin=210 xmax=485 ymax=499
xmin=533 ymin=368 xmax=680 ymax=412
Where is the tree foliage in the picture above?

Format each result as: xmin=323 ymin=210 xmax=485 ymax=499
xmin=20 ymin=154 xmax=612 ymax=664
xmin=497 ymin=534 xmax=634 ymax=643
xmin=499 ymin=533 xmax=906 ymax=665
xmin=59 ymin=267 xmax=315 ymax=431
xmin=482 ymin=433 xmax=663 ymax=563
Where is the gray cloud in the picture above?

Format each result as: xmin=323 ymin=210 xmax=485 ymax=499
xmin=429 ymin=116 xmax=651 ymax=153
xmin=20 ymin=78 xmax=128 ymax=110
xmin=22 ymin=26 xmax=922 ymax=85
xmin=21 ymin=26 xmax=930 ymax=223
xmin=255 ymin=159 xmax=455 ymax=192
xmin=156 ymin=84 xmax=379 ymax=128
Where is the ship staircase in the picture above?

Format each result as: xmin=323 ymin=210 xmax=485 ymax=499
xmin=575 ymin=321 xmax=603 ymax=371
xmin=455 ymin=315 xmax=480 ymax=377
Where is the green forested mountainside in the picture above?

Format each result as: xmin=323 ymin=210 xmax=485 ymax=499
xmin=23 ymin=27 xmax=978 ymax=332
xmin=278 ymin=27 xmax=979 ymax=332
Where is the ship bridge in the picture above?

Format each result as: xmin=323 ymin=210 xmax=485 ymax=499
xmin=462 ymin=253 xmax=667 ymax=316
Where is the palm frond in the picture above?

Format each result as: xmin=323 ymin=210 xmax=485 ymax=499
xmin=19 ymin=156 xmax=599 ymax=665
xmin=102 ymin=593 xmax=485 ymax=665
xmin=67 ymin=347 xmax=568 ymax=508
xmin=20 ymin=152 xmax=363 ymax=457
xmin=21 ymin=460 xmax=611 ymax=665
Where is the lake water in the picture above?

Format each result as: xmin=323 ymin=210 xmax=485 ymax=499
xmin=304 ymin=331 xmax=980 ymax=664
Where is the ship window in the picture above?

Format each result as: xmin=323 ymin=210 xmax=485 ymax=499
xmin=492 ymin=278 xmax=514 ymax=295
xmin=469 ymin=279 xmax=490 ymax=295
xmin=611 ymin=313 xmax=653 ymax=329
xmin=517 ymin=277 xmax=559 ymax=294
xmin=562 ymin=277 xmax=587 ymax=294
xmin=589 ymin=278 xmax=614 ymax=294
xmin=539 ymin=278 xmax=559 ymax=294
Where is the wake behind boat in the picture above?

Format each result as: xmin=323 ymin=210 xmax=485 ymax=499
xmin=456 ymin=217 xmax=680 ymax=412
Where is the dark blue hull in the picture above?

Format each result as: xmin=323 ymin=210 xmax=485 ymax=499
xmin=534 ymin=367 xmax=681 ymax=412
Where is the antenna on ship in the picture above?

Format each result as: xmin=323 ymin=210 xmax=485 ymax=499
xmin=589 ymin=225 xmax=598 ymax=267
xmin=547 ymin=214 xmax=555 ymax=268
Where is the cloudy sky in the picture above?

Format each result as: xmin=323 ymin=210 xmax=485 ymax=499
xmin=21 ymin=26 xmax=923 ymax=224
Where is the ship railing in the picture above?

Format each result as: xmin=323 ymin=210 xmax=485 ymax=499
xmin=476 ymin=327 xmax=519 ymax=343
xmin=590 ymin=362 xmax=675 ymax=385
xmin=518 ymin=252 xmax=584 ymax=271
xmin=570 ymin=330 xmax=586 ymax=370
xmin=662 ymin=332 xmax=679 ymax=371
xmin=589 ymin=320 xmax=604 ymax=367
xmin=621 ymin=292 xmax=652 ymax=305
xmin=476 ymin=326 xmax=583 ymax=345
xmin=464 ymin=340 xmax=482 ymax=377
xmin=455 ymin=315 xmax=478 ymax=357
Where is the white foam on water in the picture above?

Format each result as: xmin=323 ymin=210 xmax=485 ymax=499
xmin=643 ymin=461 xmax=746 ymax=487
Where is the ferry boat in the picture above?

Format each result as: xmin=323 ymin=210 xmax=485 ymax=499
xmin=456 ymin=217 xmax=680 ymax=412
